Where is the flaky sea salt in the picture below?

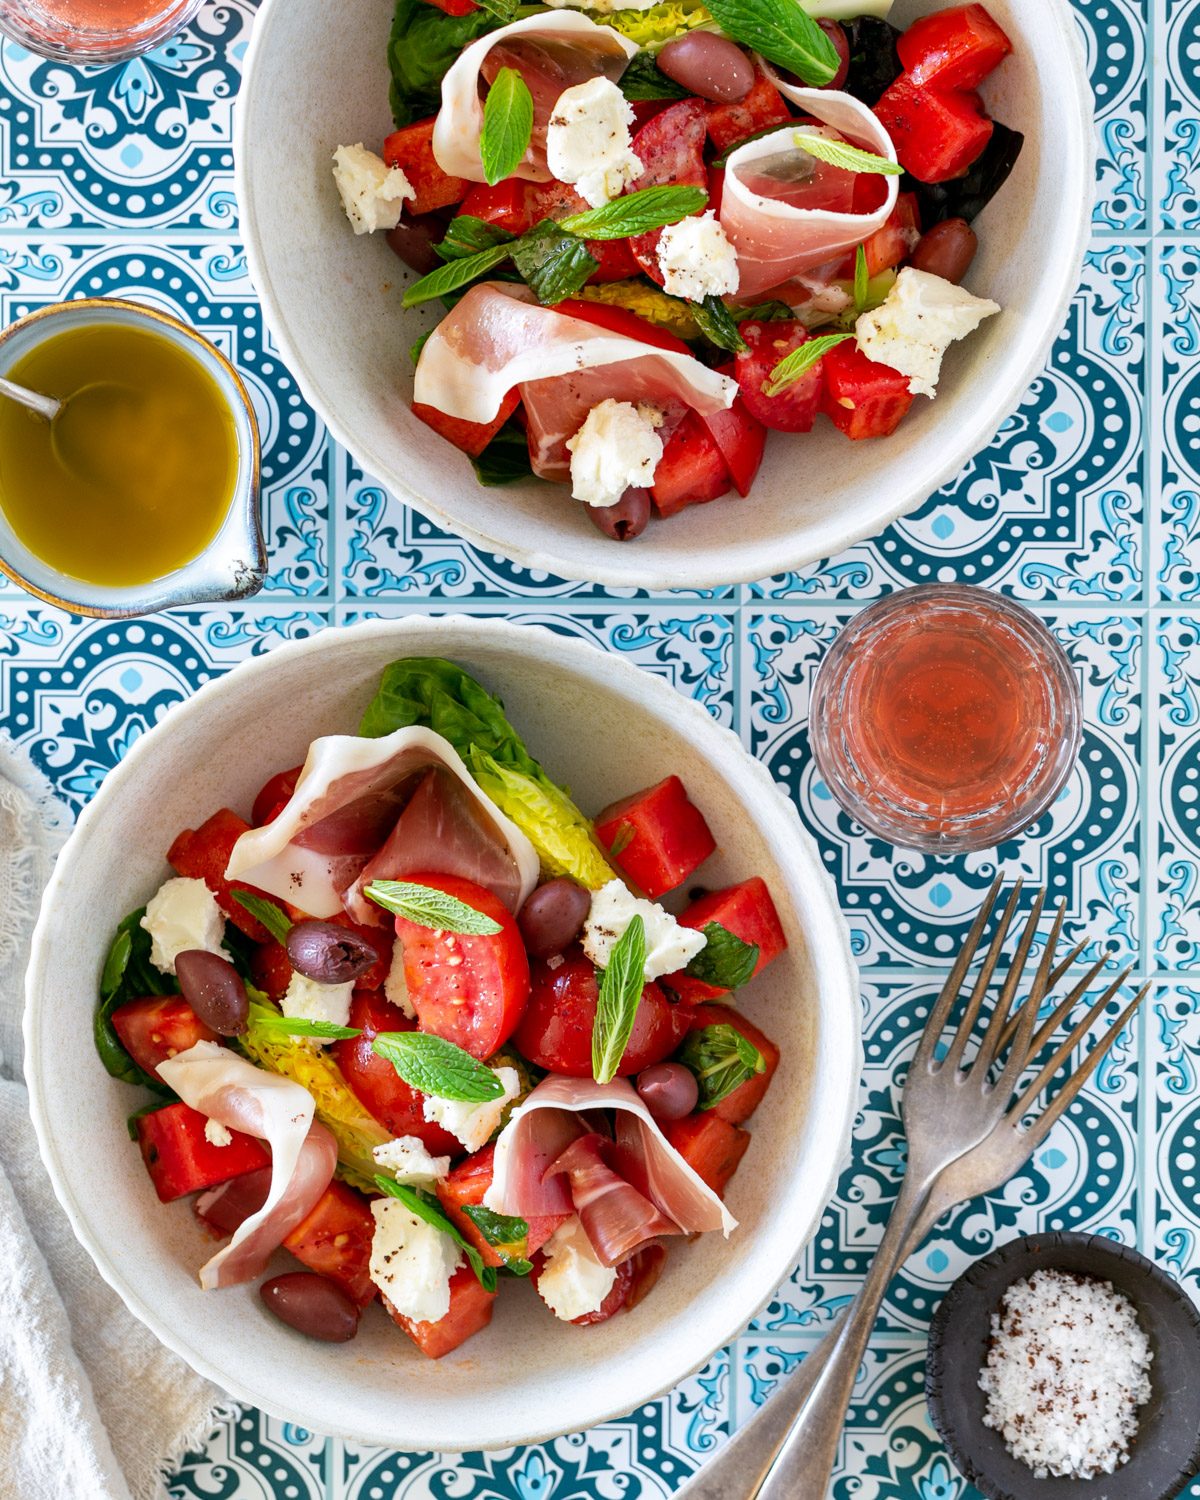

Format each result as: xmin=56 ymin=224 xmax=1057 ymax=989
xmin=978 ymin=1268 xmax=1152 ymax=1479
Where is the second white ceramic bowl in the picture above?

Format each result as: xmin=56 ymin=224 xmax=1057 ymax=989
xmin=25 ymin=616 xmax=859 ymax=1450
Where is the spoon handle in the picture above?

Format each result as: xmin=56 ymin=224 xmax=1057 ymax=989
xmin=0 ymin=376 xmax=60 ymax=422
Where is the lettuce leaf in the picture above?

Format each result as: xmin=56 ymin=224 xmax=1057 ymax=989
xmin=388 ymin=0 xmax=497 ymax=127
xmin=359 ymin=657 xmax=616 ymax=889
xmin=598 ymin=0 xmax=713 ymax=48
xmin=95 ymin=907 xmax=176 ymax=1094
xmin=575 ymin=280 xmax=702 ymax=339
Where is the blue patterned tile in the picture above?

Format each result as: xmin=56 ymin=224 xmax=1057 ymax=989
xmin=1152 ymin=615 xmax=1200 ymax=966
xmin=1159 ymin=0 xmax=1200 ymax=230
xmin=1081 ymin=0 xmax=1148 ymax=230
xmin=1151 ymin=985 xmax=1200 ymax=1306
xmin=1155 ymin=244 xmax=1200 ymax=600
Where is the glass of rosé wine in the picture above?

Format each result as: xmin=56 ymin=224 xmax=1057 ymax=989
xmin=0 ymin=0 xmax=204 ymax=63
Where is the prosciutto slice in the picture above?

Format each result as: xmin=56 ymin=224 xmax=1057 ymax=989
xmin=157 ymin=1042 xmax=338 ymax=1290
xmin=720 ymin=85 xmax=899 ymax=299
xmin=546 ymin=1132 xmax=681 ymax=1266
xmin=486 ymin=1075 xmax=737 ymax=1236
xmin=223 ymin=725 xmax=539 ymax=919
xmin=414 ymin=284 xmax=736 ymax=478
xmin=433 ymin=13 xmax=638 ymax=184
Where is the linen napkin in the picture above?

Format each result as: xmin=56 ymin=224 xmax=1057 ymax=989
xmin=0 ymin=735 xmax=235 ymax=1500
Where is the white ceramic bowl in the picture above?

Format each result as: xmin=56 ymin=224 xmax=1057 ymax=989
xmin=25 ymin=616 xmax=859 ymax=1450
xmin=235 ymin=0 xmax=1093 ymax=591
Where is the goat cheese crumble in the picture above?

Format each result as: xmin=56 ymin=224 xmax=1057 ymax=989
xmin=655 ymin=211 xmax=740 ymax=301
xmin=582 ymin=879 xmax=707 ymax=981
xmin=566 ymin=399 xmax=664 ymax=509
xmin=369 ymin=1199 xmax=461 ymax=1322
xmin=545 ymin=77 xmax=643 ymax=209
xmin=537 ymin=1217 xmax=617 ymax=1321
xmin=422 ymin=1065 xmax=522 ymax=1153
xmin=279 ymin=971 xmax=354 ymax=1039
xmin=332 ymin=143 xmax=414 ymax=235
xmin=141 ymin=877 xmax=226 ymax=977
xmin=855 ymin=266 xmax=999 ymax=398
xmin=373 ymin=1135 xmax=451 ymax=1186
xmin=383 ymin=940 xmax=415 ymax=1019
xmin=204 ymin=1119 xmax=233 ymax=1148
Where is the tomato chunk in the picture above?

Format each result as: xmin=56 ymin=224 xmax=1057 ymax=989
xmin=821 ymin=340 xmax=914 ymax=439
xmin=423 ymin=0 xmax=478 ymax=14
xmin=734 ymin=321 xmax=824 ymax=433
xmin=282 ymin=1180 xmax=377 ymax=1309
xmin=594 ymin=775 xmax=716 ymax=899
xmin=250 ymin=938 xmax=292 ymax=1001
xmin=168 ymin=807 xmax=270 ymax=941
xmin=111 ymin=995 xmax=218 ymax=1081
xmin=897 ymin=4 xmax=1013 ymax=91
xmin=252 ymin=765 xmax=302 ymax=826
xmin=874 ymin=75 xmax=994 ymax=183
xmin=682 ymin=1004 xmax=780 ymax=1124
xmin=412 ymin=388 xmax=520 ymax=460
xmin=705 ymin=66 xmax=791 ymax=154
xmin=627 ymin=100 xmax=709 ymax=284
xmin=436 ymin=1143 xmax=570 ymax=1268
xmin=382 ymin=119 xmax=469 ymax=215
xmin=387 ymin=1264 xmax=497 ymax=1358
xmin=136 ymin=1101 xmax=270 ymax=1204
xmin=515 ymin=948 xmax=687 ymax=1077
xmin=701 ymin=366 xmax=767 ymax=497
xmin=332 ymin=991 xmax=463 ymax=1156
xmin=649 ymin=412 xmax=732 ymax=518
xmin=557 ymin=298 xmax=691 ymax=355
xmin=666 ymin=876 xmax=788 ymax=1003
xmin=393 ymin=872 xmax=530 ymax=1058
xmin=661 ymin=1112 xmax=750 ymax=1198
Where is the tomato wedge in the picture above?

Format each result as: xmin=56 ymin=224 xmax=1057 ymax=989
xmin=392 ymin=871 xmax=530 ymax=1058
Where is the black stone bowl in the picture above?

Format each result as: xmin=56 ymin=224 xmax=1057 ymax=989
xmin=926 ymin=1232 xmax=1200 ymax=1500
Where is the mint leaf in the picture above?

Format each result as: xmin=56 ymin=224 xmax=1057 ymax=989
xmin=372 ymin=1030 xmax=504 ymax=1103
xmin=232 ymin=890 xmax=293 ymax=947
xmin=480 ymin=66 xmax=535 ymax=186
xmin=854 ymin=243 xmax=869 ymax=313
xmin=591 ymin=914 xmax=648 ymax=1085
xmin=561 ymin=185 xmax=708 ymax=241
xmin=461 ymin=1205 xmax=533 ymax=1275
xmin=471 ymin=420 xmax=538 ymax=486
xmin=365 ymin=879 xmax=503 ymax=935
xmin=402 ymin=243 xmax=513 ymax=308
xmin=712 ymin=123 xmax=793 ymax=168
xmin=677 ymin=1021 xmax=766 ymax=1111
xmin=510 ymin=219 xmax=599 ymax=305
xmin=702 ymin=0 xmax=840 ymax=86
xmin=437 ymin=214 xmax=516 ymax=262
xmin=691 ymin=294 xmax=748 ymax=354
xmin=374 ymin=1176 xmax=498 ymax=1293
xmin=683 ymin=921 xmax=760 ymax=992
xmin=763 ymin=330 xmax=853 ymax=397
xmin=734 ymin=300 xmax=795 ymax=323
xmin=793 ymin=130 xmax=902 ymax=177
xmin=246 ymin=1012 xmax=361 ymax=1041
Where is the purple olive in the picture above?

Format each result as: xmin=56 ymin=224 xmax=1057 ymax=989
xmin=909 ymin=218 xmax=978 ymax=285
xmin=518 ymin=878 xmax=592 ymax=959
xmin=587 ymin=487 xmax=652 ymax=542
xmin=657 ymin=33 xmax=755 ymax=104
xmin=385 ymin=214 xmax=446 ymax=275
xmin=636 ymin=1062 xmax=700 ymax=1120
xmin=286 ymin=920 xmax=377 ymax=984
xmin=175 ymin=950 xmax=249 ymax=1037
xmin=260 ymin=1272 xmax=360 ymax=1343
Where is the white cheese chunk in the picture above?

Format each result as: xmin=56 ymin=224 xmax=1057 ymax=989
xmin=369 ymin=1199 xmax=461 ymax=1322
xmin=537 ymin=1216 xmax=617 ymax=1322
xmin=855 ymin=266 xmax=1000 ymax=398
xmin=204 ymin=1118 xmax=233 ymax=1148
xmin=656 ymin=210 xmax=740 ymax=302
xmin=546 ymin=77 xmax=643 ymax=208
xmin=141 ymin=876 xmax=226 ymax=977
xmin=566 ymin=399 xmax=664 ymax=509
xmin=422 ymin=1066 xmax=522 ymax=1153
xmin=582 ymin=879 xmax=707 ymax=982
xmin=373 ymin=1135 xmax=452 ymax=1186
xmin=383 ymin=939 xmax=415 ymax=1020
xmin=280 ymin=972 xmax=354 ymax=1041
xmin=332 ymin=142 xmax=414 ymax=235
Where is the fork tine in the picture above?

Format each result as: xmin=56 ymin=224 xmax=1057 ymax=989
xmin=1011 ymin=985 xmax=1148 ymax=1154
xmin=910 ymin=873 xmax=1004 ymax=1075
xmin=994 ymin=933 xmax=1093 ymax=1057
xmin=1009 ymin=967 xmax=1135 ymax=1119
xmin=1010 ymin=951 xmax=1114 ymax=1064
xmin=975 ymin=893 xmax=1058 ymax=1077
xmin=963 ymin=887 xmax=1044 ymax=1082
xmin=942 ymin=882 xmax=1024 ymax=1072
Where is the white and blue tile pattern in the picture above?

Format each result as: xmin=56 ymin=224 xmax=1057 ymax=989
xmin=0 ymin=0 xmax=1196 ymax=1494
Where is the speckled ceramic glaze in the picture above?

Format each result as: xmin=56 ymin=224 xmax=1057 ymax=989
xmin=23 ymin=615 xmax=860 ymax=1452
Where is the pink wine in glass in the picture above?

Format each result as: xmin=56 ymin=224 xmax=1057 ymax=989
xmin=0 ymin=0 xmax=204 ymax=63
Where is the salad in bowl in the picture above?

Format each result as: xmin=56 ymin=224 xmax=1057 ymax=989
xmin=95 ymin=655 xmax=790 ymax=1356
xmin=334 ymin=0 xmax=1021 ymax=542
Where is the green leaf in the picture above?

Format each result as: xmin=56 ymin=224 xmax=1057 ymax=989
xmin=619 ymin=51 xmax=690 ymax=101
xmin=510 ymin=219 xmax=599 ymax=306
xmin=476 ymin=0 xmax=519 ymax=20
xmin=247 ymin=1012 xmax=362 ymax=1041
xmin=374 ymin=1176 xmax=498 ymax=1293
xmin=461 ymin=1205 xmax=534 ymax=1275
xmin=387 ymin=0 xmax=496 ymax=128
xmin=366 ymin=879 xmax=503 ymax=935
xmin=410 ymin=329 xmax=433 ymax=366
xmin=95 ymin=907 xmax=177 ymax=1094
xmin=792 ymin=130 xmax=903 ymax=176
xmin=683 ymin=921 xmax=760 ymax=991
xmin=764 ymin=330 xmax=853 ymax=396
xmin=691 ymin=294 xmax=748 ymax=354
xmin=702 ymin=0 xmax=840 ymax=86
xmin=372 ymin=1030 xmax=505 ymax=1103
xmin=561 ymin=185 xmax=708 ymax=242
xmin=100 ymin=926 xmax=133 ymax=1000
xmin=231 ymin=890 xmax=293 ymax=947
xmin=598 ymin=0 xmax=714 ymax=48
xmin=470 ymin=421 xmax=538 ymax=487
xmin=437 ymin=214 xmax=516 ymax=262
xmin=126 ymin=1099 xmax=172 ymax=1141
xmin=592 ymin=915 xmax=648 ymax=1085
xmin=402 ymin=243 xmax=513 ymax=308
xmin=734 ymin=300 xmax=796 ymax=323
xmin=854 ymin=243 xmax=869 ymax=312
xmin=711 ymin=123 xmax=794 ymax=168
xmin=480 ymin=67 xmax=535 ymax=186
xmin=676 ymin=1021 xmax=766 ymax=1111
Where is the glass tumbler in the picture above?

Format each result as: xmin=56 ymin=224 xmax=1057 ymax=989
xmin=0 ymin=0 xmax=205 ymax=64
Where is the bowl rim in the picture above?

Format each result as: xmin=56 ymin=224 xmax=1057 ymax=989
xmin=233 ymin=0 xmax=1096 ymax=592
xmin=23 ymin=614 xmax=862 ymax=1447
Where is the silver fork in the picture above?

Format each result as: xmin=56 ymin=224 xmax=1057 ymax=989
xmin=678 ymin=877 xmax=1148 ymax=1500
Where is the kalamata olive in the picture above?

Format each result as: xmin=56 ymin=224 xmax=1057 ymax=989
xmin=286 ymin=920 xmax=377 ymax=984
xmin=909 ymin=218 xmax=978 ymax=285
xmin=174 ymin=950 xmax=249 ymax=1036
xmin=636 ymin=1062 xmax=699 ymax=1120
xmin=518 ymin=877 xmax=592 ymax=959
xmin=817 ymin=19 xmax=850 ymax=90
xmin=260 ymin=1272 xmax=360 ymax=1343
xmin=386 ymin=214 xmax=445 ymax=276
xmin=587 ymin=487 xmax=652 ymax=542
xmin=657 ymin=33 xmax=755 ymax=104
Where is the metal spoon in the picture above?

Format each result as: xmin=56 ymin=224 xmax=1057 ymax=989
xmin=0 ymin=376 xmax=143 ymax=493
xmin=0 ymin=374 xmax=61 ymax=423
